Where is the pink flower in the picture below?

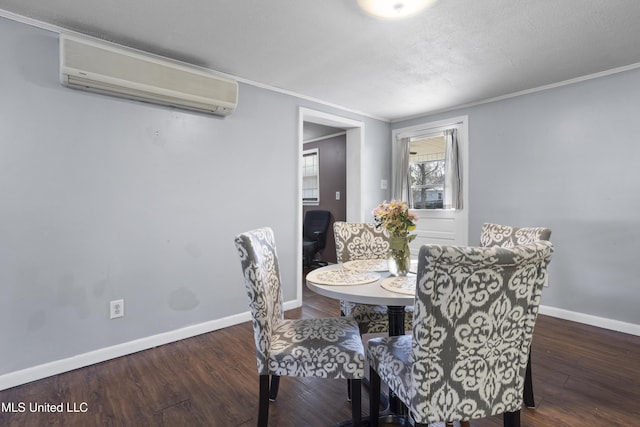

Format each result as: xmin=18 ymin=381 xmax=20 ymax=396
xmin=373 ymin=200 xmax=418 ymax=237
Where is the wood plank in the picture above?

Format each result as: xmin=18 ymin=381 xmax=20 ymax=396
xmin=0 ymin=286 xmax=638 ymax=426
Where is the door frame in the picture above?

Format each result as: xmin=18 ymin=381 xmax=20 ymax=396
xmin=297 ymin=107 xmax=364 ymax=305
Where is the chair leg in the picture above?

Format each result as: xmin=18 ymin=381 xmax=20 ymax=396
xmin=369 ymin=367 xmax=381 ymax=427
xmin=269 ymin=375 xmax=280 ymax=401
xmin=504 ymin=410 xmax=521 ymax=427
xmin=341 ymin=308 xmax=353 ymax=402
xmin=351 ymin=379 xmax=362 ymax=427
xmin=524 ymin=352 xmax=535 ymax=408
xmin=258 ymin=375 xmax=270 ymax=427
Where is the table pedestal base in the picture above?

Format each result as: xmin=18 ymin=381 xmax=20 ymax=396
xmin=336 ymin=305 xmax=411 ymax=427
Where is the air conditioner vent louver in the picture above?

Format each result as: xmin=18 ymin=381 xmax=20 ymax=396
xmin=60 ymin=34 xmax=238 ymax=116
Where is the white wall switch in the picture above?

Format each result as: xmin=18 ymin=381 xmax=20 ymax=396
xmin=380 ymin=179 xmax=388 ymax=190
xmin=335 ymin=191 xmax=340 ymax=200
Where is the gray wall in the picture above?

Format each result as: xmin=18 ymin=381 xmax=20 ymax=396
xmin=303 ymin=134 xmax=347 ymax=264
xmin=0 ymin=16 xmax=390 ymax=378
xmin=393 ymin=68 xmax=640 ymax=327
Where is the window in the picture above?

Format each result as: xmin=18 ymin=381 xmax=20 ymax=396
xmin=392 ymin=116 xmax=468 ymax=246
xmin=302 ymin=148 xmax=319 ymax=205
xmin=409 ymin=135 xmax=445 ymax=209
xmin=392 ymin=122 xmax=462 ymax=211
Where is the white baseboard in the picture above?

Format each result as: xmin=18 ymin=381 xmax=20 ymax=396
xmin=539 ymin=305 xmax=640 ymax=336
xmin=283 ymin=299 xmax=300 ymax=311
xmin=3 ymin=300 xmax=633 ymax=391
xmin=0 ymin=310 xmax=250 ymax=391
xmin=0 ymin=298 xmax=301 ymax=391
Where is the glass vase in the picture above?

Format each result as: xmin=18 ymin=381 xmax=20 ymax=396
xmin=387 ymin=235 xmax=411 ymax=277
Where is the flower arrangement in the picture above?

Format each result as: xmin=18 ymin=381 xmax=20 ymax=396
xmin=372 ymin=200 xmax=418 ymax=238
xmin=373 ymin=200 xmax=418 ymax=276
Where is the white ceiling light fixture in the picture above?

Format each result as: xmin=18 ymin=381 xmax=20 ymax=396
xmin=357 ymin=0 xmax=437 ymax=19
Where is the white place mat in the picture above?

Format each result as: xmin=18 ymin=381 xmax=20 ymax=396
xmin=380 ymin=275 xmax=416 ymax=295
xmin=343 ymin=259 xmax=388 ymax=272
xmin=307 ymin=268 xmax=381 ymax=286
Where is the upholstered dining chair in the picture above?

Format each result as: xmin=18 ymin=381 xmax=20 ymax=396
xmin=480 ymin=222 xmax=552 ymax=408
xmin=368 ymin=241 xmax=554 ymax=427
xmin=333 ymin=221 xmax=413 ymax=334
xmin=234 ymin=227 xmax=364 ymax=427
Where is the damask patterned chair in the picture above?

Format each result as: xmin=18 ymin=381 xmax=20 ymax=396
xmin=480 ymin=222 xmax=552 ymax=408
xmin=333 ymin=222 xmax=413 ymax=334
xmin=368 ymin=241 xmax=554 ymax=427
xmin=234 ymin=227 xmax=364 ymax=427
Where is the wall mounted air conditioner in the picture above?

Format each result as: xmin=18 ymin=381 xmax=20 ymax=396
xmin=60 ymin=34 xmax=238 ymax=116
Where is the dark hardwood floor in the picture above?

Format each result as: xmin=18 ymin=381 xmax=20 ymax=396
xmin=1 ymin=286 xmax=639 ymax=426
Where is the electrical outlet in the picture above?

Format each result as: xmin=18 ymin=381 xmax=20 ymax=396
xmin=110 ymin=299 xmax=124 ymax=319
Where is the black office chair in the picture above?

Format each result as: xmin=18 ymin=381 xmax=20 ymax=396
xmin=302 ymin=210 xmax=331 ymax=269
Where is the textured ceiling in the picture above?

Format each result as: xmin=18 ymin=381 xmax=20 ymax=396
xmin=2 ymin=0 xmax=640 ymax=121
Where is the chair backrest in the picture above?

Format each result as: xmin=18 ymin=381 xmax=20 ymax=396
xmin=333 ymin=222 xmax=390 ymax=263
xmin=303 ymin=210 xmax=332 ymax=249
xmin=480 ymin=222 xmax=551 ymax=248
xmin=480 ymin=222 xmax=552 ymax=352
xmin=234 ymin=227 xmax=284 ymax=375
xmin=409 ymin=241 xmax=553 ymax=424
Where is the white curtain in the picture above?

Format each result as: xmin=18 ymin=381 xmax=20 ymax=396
xmin=392 ymin=136 xmax=411 ymax=203
xmin=443 ymin=128 xmax=462 ymax=209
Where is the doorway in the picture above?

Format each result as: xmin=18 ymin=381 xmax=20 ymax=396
xmin=392 ymin=116 xmax=469 ymax=250
xmin=302 ymin=124 xmax=347 ymax=265
xmin=297 ymin=108 xmax=365 ymax=305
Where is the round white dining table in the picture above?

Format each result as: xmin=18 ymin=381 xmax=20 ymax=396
xmin=305 ymin=263 xmax=415 ymax=307
xmin=305 ymin=262 xmax=417 ymax=425
xmin=305 ymin=262 xmax=416 ymax=337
